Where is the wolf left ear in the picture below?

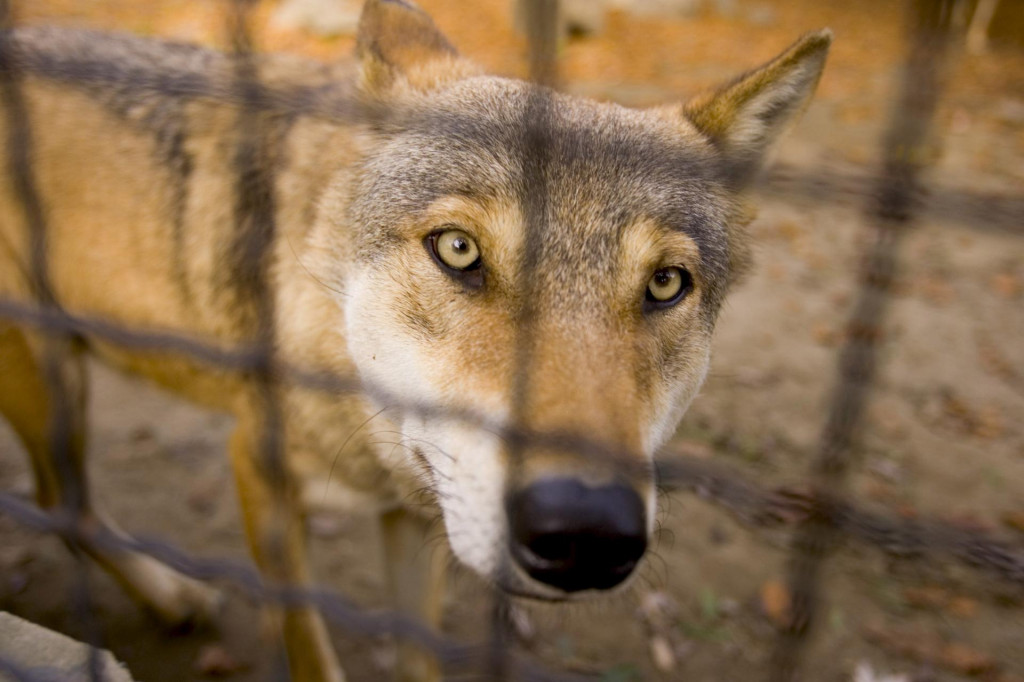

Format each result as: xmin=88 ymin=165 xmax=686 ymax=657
xmin=682 ymin=30 xmax=832 ymax=185
xmin=356 ymin=0 xmax=479 ymax=96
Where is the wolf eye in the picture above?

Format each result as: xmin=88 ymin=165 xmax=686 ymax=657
xmin=426 ymin=228 xmax=484 ymax=289
xmin=645 ymin=267 xmax=692 ymax=309
xmin=430 ymin=228 xmax=480 ymax=270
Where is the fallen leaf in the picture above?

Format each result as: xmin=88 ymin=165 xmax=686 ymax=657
xmin=637 ymin=591 xmax=678 ymax=632
xmin=649 ymin=634 xmax=676 ymax=672
xmin=509 ymin=603 xmax=535 ymax=644
xmin=129 ymin=426 xmax=156 ymax=443
xmin=944 ymin=513 xmax=996 ymax=533
xmin=194 ymin=645 xmax=245 ymax=677
xmin=773 ymin=220 xmax=805 ymax=242
xmin=867 ymin=457 xmax=904 ymax=483
xmin=946 ymin=597 xmax=978 ymax=619
xmin=973 ymin=406 xmax=1005 ymax=439
xmin=990 ymin=273 xmax=1022 ymax=299
xmin=0 ymin=546 xmax=32 ymax=569
xmin=673 ymin=440 xmax=714 ymax=459
xmin=766 ymin=263 xmax=787 ymax=282
xmin=308 ymin=513 xmax=344 ymax=538
xmin=852 ymin=660 xmax=911 ymax=682
xmin=187 ymin=482 xmax=219 ymax=515
xmin=830 ymin=290 xmax=851 ymax=307
xmin=760 ymin=579 xmax=791 ymax=628
xmin=976 ymin=335 xmax=1020 ymax=384
xmin=864 ymin=625 xmax=998 ymax=677
xmin=896 ymin=504 xmax=919 ymax=519
xmin=766 ymin=487 xmax=815 ymax=524
xmin=5 ymin=570 xmax=29 ymax=596
xmin=371 ymin=644 xmax=396 ymax=672
xmin=812 ymin=323 xmax=840 ymax=347
xmin=782 ymin=297 xmax=803 ymax=314
xmin=939 ymin=389 xmax=1004 ymax=439
xmin=940 ymin=642 xmax=995 ymax=675
xmin=1001 ymin=511 xmax=1024 ymax=533
xmin=864 ymin=479 xmax=895 ymax=504
xmin=902 ymin=586 xmax=948 ymax=610
xmin=901 ymin=587 xmax=977 ymax=619
xmin=916 ymin=274 xmax=955 ymax=305
xmin=995 ymin=674 xmax=1024 ymax=682
xmin=863 ymin=624 xmax=932 ymax=660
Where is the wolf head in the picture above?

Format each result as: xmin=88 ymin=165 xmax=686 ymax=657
xmin=328 ymin=0 xmax=829 ymax=599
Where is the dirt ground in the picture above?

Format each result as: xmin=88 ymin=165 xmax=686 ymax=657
xmin=1 ymin=0 xmax=1022 ymax=681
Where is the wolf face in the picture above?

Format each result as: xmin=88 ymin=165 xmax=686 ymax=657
xmin=327 ymin=0 xmax=830 ymax=600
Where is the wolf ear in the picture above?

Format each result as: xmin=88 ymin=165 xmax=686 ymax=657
xmin=682 ymin=30 xmax=832 ymax=185
xmin=356 ymin=0 xmax=478 ymax=96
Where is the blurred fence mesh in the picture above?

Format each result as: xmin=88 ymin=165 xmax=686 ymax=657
xmin=0 ymin=0 xmax=1022 ymax=681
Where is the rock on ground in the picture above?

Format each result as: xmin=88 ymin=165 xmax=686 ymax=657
xmin=0 ymin=611 xmax=136 ymax=682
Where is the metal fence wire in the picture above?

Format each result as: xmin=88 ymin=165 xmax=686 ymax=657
xmin=0 ymin=0 xmax=1022 ymax=681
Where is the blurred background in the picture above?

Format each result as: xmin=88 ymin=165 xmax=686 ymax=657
xmin=0 ymin=1 xmax=1021 ymax=681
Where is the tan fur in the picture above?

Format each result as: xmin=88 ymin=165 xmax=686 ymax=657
xmin=0 ymin=1 xmax=830 ymax=679
xmin=684 ymin=29 xmax=832 ymax=155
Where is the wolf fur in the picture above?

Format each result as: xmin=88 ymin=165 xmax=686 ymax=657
xmin=0 ymin=1 xmax=830 ymax=680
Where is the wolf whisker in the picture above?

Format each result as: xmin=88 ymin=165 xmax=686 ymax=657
xmin=285 ymin=231 xmax=349 ymax=300
xmin=368 ymin=429 xmax=457 ymax=463
xmin=365 ymin=439 xmax=455 ymax=486
xmin=324 ymin=406 xmax=388 ymax=502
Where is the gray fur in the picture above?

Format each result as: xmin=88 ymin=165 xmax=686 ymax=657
xmin=353 ymin=79 xmax=739 ymax=322
xmin=6 ymin=27 xmax=741 ymax=322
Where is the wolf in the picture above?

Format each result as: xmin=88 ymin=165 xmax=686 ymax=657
xmin=0 ymin=0 xmax=830 ymax=680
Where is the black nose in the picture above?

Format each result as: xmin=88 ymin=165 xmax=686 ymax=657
xmin=507 ymin=478 xmax=647 ymax=593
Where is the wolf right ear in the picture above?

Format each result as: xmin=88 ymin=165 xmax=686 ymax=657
xmin=356 ymin=0 xmax=480 ymax=97
xmin=682 ymin=30 xmax=832 ymax=186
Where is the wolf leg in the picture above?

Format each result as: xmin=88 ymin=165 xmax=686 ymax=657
xmin=228 ymin=414 xmax=345 ymax=682
xmin=0 ymin=324 xmax=220 ymax=625
xmin=381 ymin=508 xmax=447 ymax=682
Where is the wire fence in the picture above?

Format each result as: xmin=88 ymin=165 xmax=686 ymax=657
xmin=0 ymin=0 xmax=1022 ymax=681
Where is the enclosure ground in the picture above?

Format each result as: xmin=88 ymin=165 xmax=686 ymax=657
xmin=1 ymin=1 xmax=1022 ymax=680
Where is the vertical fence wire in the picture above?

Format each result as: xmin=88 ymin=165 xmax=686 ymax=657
xmin=227 ymin=0 xmax=286 ymax=505
xmin=0 ymin=1 xmax=105 ymax=681
xmin=489 ymin=1 xmax=562 ymax=678
xmin=225 ymin=2 xmax=297 ymax=680
xmin=768 ymin=1 xmax=958 ymax=679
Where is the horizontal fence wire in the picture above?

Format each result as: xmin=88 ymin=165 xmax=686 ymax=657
xmin=1 ymin=26 xmax=1022 ymax=234
xmin=0 ymin=495 xmax=599 ymax=682
xmin=0 ymin=0 xmax=1023 ymax=680
xmin=761 ymin=163 xmax=1024 ymax=235
xmin=1 ymin=457 xmax=1022 ymax=587
xmin=1 ymin=295 xmax=1022 ymax=585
